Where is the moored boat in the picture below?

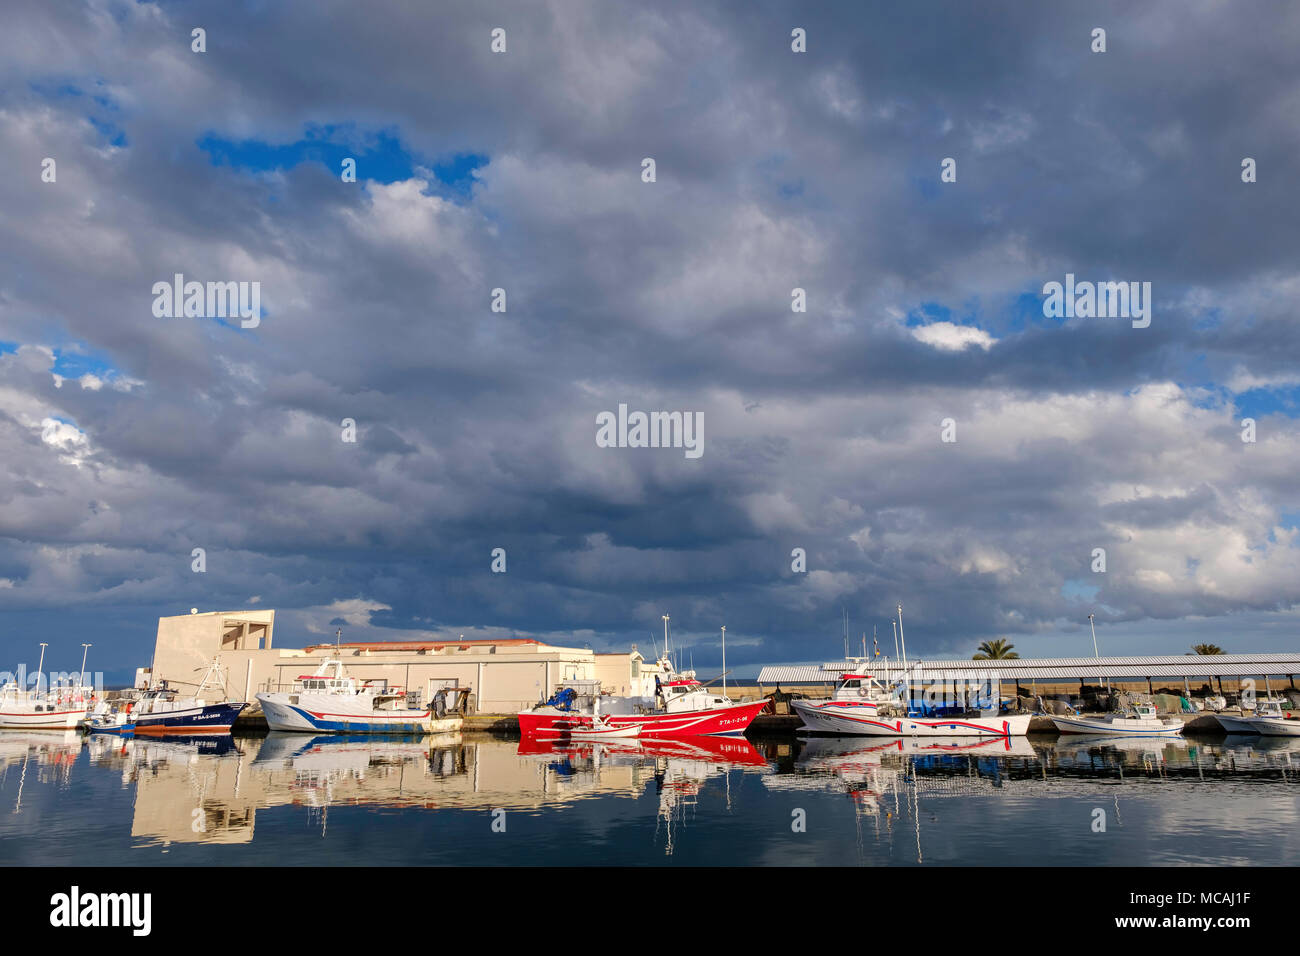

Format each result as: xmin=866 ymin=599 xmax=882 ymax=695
xmin=0 ymin=643 xmax=94 ymax=730
xmin=85 ymin=702 xmax=135 ymax=736
xmin=518 ymin=666 xmax=767 ymax=738
xmin=126 ymin=660 xmax=248 ymax=736
xmin=790 ymin=672 xmax=893 ymax=733
xmin=792 ymin=671 xmax=1031 ymax=737
xmin=1213 ymin=698 xmax=1289 ymax=733
xmin=1051 ymin=703 xmax=1184 ymax=737
xmin=541 ymin=714 xmax=643 ymax=740
xmin=0 ymin=681 xmax=88 ymax=730
xmin=129 ymin=684 xmax=246 ymax=735
xmin=1248 ymin=706 xmax=1300 ymax=736
xmin=256 ymin=658 xmax=464 ymax=734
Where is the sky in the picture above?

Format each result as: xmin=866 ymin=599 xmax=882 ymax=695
xmin=2 ymin=0 xmax=1299 ymax=683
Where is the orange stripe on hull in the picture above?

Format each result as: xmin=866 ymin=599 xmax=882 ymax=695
xmin=132 ymin=726 xmax=232 ymax=735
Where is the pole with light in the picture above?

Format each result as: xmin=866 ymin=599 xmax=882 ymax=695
xmin=36 ymin=642 xmax=48 ymax=697
xmin=79 ymin=643 xmax=92 ymax=694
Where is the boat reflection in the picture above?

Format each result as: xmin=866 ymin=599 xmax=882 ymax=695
xmin=60 ymin=728 xmax=1300 ymax=855
xmin=762 ymin=733 xmax=1300 ymax=863
xmin=80 ymin=731 xmax=771 ymax=849
xmin=517 ymin=734 xmax=770 ymax=855
xmin=0 ymin=731 xmax=83 ymax=814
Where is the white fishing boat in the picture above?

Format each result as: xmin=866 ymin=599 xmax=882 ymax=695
xmin=1248 ymin=704 xmax=1300 ymax=736
xmin=0 ymin=643 xmax=94 ymax=730
xmin=1214 ymin=697 xmax=1289 ymax=733
xmin=257 ymin=658 xmax=464 ymax=734
xmin=1051 ymin=703 xmax=1184 ymax=737
xmin=0 ymin=682 xmax=89 ymax=730
xmin=790 ymin=672 xmax=894 ymax=732
xmin=792 ymin=671 xmax=1031 ymax=737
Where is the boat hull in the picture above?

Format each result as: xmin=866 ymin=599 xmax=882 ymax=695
xmin=1214 ymin=713 xmax=1264 ymax=733
xmin=0 ymin=706 xmax=86 ymax=730
xmin=257 ymin=693 xmax=461 ymax=734
xmin=518 ymin=698 xmax=767 ymax=737
xmin=1051 ymin=714 xmax=1183 ymax=737
xmin=88 ymin=723 xmax=135 ymax=737
xmin=792 ymin=700 xmax=1031 ymax=737
xmin=1248 ymin=717 xmax=1300 ymax=736
xmin=133 ymin=701 xmax=247 ymax=735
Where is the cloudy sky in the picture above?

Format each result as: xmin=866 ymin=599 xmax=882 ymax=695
xmin=2 ymin=0 xmax=1299 ymax=682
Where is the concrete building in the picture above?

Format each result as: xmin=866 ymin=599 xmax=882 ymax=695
xmin=147 ymin=609 xmax=650 ymax=714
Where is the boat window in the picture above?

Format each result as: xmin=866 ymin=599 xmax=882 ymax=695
xmin=843 ymin=680 xmax=861 ymax=688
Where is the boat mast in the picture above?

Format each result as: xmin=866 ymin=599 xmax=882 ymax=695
xmin=662 ymin=615 xmax=670 ymax=671
xmin=892 ymin=620 xmax=900 ymax=685
xmin=720 ymin=626 xmax=726 ymax=696
xmin=1088 ymin=613 xmax=1108 ymax=691
xmin=897 ymin=604 xmax=910 ymax=711
xmin=896 ymin=604 xmax=908 ymax=669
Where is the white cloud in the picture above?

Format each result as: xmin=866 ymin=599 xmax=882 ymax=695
xmin=911 ymin=321 xmax=996 ymax=352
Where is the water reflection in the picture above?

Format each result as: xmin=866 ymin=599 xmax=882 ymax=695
xmin=517 ymin=735 xmax=768 ymax=854
xmin=0 ymin=732 xmax=82 ymax=814
xmin=1 ymin=731 xmax=1296 ymax=863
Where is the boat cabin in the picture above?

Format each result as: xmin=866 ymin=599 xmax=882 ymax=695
xmin=1252 ymin=698 xmax=1286 ymax=718
xmin=294 ymin=660 xmax=359 ymax=696
xmin=832 ymin=673 xmax=889 ymax=702
xmin=660 ymin=677 xmax=729 ymax=713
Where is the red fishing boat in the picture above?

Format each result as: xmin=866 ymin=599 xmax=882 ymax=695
xmin=518 ymin=669 xmax=767 ymax=738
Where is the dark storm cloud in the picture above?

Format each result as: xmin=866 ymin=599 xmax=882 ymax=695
xmin=1 ymin=0 xmax=1298 ymax=670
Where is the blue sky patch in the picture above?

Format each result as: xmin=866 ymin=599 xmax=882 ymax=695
xmin=199 ymin=125 xmax=486 ymax=196
xmin=53 ymin=345 xmax=121 ymax=381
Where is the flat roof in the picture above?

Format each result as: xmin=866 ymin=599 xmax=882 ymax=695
xmin=758 ymin=652 xmax=1300 ymax=683
xmin=302 ymin=638 xmax=546 ymax=652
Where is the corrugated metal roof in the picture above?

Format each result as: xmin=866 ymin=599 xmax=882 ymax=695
xmin=758 ymin=653 xmax=1300 ymax=684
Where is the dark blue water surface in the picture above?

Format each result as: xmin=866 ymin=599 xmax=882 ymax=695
xmin=0 ymin=731 xmax=1296 ymax=866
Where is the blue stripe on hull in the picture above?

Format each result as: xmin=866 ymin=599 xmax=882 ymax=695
xmin=287 ymin=705 xmax=425 ymax=734
xmin=134 ymin=702 xmax=245 ymax=731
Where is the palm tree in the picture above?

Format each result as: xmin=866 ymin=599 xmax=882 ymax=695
xmin=1191 ymin=643 xmax=1224 ymax=655
xmin=973 ymin=638 xmax=1019 ymax=660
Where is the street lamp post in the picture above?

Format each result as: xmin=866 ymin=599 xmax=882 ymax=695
xmin=79 ymin=643 xmax=92 ymax=692
xmin=36 ymin=642 xmax=48 ymax=696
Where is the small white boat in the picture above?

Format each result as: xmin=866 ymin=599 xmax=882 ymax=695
xmin=790 ymin=672 xmax=894 ymax=733
xmin=0 ymin=681 xmax=90 ymax=730
xmin=1248 ymin=702 xmax=1300 ymax=736
xmin=85 ymin=701 xmax=135 ymax=736
xmin=1051 ymin=703 xmax=1184 ymax=737
xmin=1214 ymin=698 xmax=1289 ymax=733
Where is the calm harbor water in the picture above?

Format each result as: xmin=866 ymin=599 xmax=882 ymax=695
xmin=1 ymin=731 xmax=1297 ymax=866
